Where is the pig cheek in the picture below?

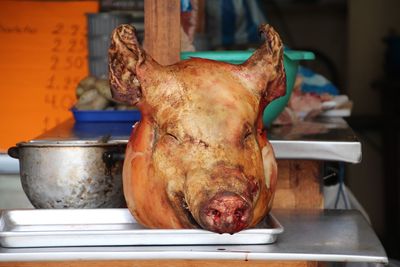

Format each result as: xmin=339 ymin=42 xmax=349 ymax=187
xmin=152 ymin=137 xmax=186 ymax=186
xmin=152 ymin=138 xmax=189 ymax=205
xmin=249 ymin=141 xmax=277 ymax=227
xmin=243 ymin=139 xmax=265 ymax=202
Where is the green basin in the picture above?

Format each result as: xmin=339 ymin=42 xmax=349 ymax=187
xmin=180 ymin=50 xmax=315 ymax=126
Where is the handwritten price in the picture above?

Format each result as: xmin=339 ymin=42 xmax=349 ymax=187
xmin=43 ymin=22 xmax=88 ymax=115
xmin=46 ymin=75 xmax=81 ymax=91
xmin=44 ymin=93 xmax=75 ymax=110
xmin=52 ymin=23 xmax=81 ymax=36
xmin=50 ymin=55 xmax=85 ymax=70
xmin=52 ymin=37 xmax=86 ymax=53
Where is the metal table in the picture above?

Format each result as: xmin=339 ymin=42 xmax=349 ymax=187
xmin=25 ymin=117 xmax=361 ymax=163
xmin=0 ymin=117 xmax=361 ymax=174
xmin=0 ymin=209 xmax=387 ymax=264
xmin=269 ymin=118 xmax=361 ymax=163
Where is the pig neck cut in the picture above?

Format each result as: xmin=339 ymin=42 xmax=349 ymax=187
xmin=109 ymin=24 xmax=286 ymax=233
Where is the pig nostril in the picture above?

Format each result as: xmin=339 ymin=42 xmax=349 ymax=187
xmin=234 ymin=208 xmax=244 ymax=220
xmin=210 ymin=209 xmax=221 ymax=218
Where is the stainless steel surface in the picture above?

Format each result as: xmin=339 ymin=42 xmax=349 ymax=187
xmin=9 ymin=142 xmax=126 ymax=208
xmin=272 ymin=140 xmax=361 ymax=163
xmin=31 ymin=117 xmax=361 ymax=163
xmin=0 ymin=209 xmax=283 ymax=247
xmin=0 ymin=209 xmax=387 ymax=263
xmin=269 ymin=118 xmax=362 ymax=163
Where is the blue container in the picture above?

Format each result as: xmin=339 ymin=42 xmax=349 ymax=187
xmin=71 ymin=108 xmax=141 ymax=122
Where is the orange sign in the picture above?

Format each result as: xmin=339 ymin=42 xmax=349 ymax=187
xmin=0 ymin=1 xmax=98 ymax=151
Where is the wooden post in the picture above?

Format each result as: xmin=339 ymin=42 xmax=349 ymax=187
xmin=144 ymin=0 xmax=181 ymax=65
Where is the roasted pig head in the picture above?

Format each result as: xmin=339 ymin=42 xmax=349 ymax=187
xmin=109 ymin=24 xmax=286 ymax=233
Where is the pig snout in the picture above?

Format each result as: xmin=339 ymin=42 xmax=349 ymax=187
xmin=183 ymin=165 xmax=261 ymax=233
xmin=199 ymin=192 xmax=252 ymax=234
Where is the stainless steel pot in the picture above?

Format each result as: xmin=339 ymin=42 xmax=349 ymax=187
xmin=8 ymin=140 xmax=126 ymax=208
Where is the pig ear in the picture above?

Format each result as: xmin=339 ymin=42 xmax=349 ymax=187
xmin=242 ymin=24 xmax=286 ymax=105
xmin=109 ymin=24 xmax=146 ymax=105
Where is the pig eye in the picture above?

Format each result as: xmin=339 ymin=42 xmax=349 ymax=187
xmin=244 ymin=129 xmax=253 ymax=140
xmin=165 ymin=133 xmax=179 ymax=142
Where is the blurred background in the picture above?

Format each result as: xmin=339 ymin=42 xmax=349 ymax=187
xmin=0 ymin=0 xmax=399 ymax=261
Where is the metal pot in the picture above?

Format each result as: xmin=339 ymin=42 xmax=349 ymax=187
xmin=8 ymin=140 xmax=126 ymax=208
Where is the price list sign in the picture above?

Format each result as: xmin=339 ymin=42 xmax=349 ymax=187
xmin=0 ymin=1 xmax=98 ymax=151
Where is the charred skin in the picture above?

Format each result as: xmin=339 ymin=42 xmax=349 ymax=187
xmin=110 ymin=24 xmax=285 ymax=233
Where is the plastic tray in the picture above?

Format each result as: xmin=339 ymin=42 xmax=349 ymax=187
xmin=71 ymin=108 xmax=141 ymax=122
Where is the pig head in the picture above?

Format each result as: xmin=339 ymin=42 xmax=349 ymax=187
xmin=109 ymin=24 xmax=286 ymax=233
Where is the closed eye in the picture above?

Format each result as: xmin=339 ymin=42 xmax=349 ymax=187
xmin=244 ymin=129 xmax=253 ymax=140
xmin=166 ymin=133 xmax=179 ymax=142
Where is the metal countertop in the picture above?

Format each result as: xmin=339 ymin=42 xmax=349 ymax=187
xmin=0 ymin=209 xmax=387 ymax=263
xmin=269 ymin=118 xmax=361 ymax=163
xmin=31 ymin=117 xmax=362 ymax=163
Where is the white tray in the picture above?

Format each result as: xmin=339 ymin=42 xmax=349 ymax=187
xmin=0 ymin=209 xmax=283 ymax=248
